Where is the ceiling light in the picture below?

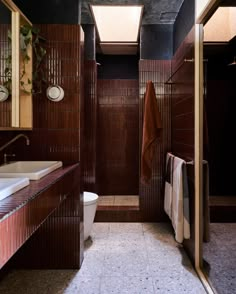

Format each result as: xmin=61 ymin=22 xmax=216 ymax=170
xmin=90 ymin=5 xmax=143 ymax=43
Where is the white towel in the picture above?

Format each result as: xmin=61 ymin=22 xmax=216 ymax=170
xmin=172 ymin=156 xmax=190 ymax=243
xmin=164 ymin=152 xmax=174 ymax=219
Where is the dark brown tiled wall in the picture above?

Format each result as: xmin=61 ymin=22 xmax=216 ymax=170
xmin=171 ymin=28 xmax=195 ymax=160
xmin=139 ymin=60 xmax=171 ymax=221
xmin=29 ymin=24 xmax=84 ymax=164
xmin=83 ymin=60 xmax=97 ymax=192
xmin=97 ymin=79 xmax=139 ymax=195
xmin=170 ymin=27 xmax=195 ymax=259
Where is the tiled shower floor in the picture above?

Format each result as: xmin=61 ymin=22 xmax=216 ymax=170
xmin=0 ymin=223 xmax=206 ymax=294
xmin=97 ymin=195 xmax=139 ymax=210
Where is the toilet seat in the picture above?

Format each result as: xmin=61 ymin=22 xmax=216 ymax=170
xmin=84 ymin=191 xmax=98 ymax=206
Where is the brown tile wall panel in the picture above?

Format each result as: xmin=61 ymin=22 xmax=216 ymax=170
xmin=139 ymin=60 xmax=171 ymax=221
xmin=172 ymin=112 xmax=194 ymax=130
xmin=11 ymin=213 xmax=82 ymax=269
xmin=13 ymin=216 xmax=81 ymax=269
xmin=30 ymin=24 xmax=83 ymax=164
xmin=83 ymin=60 xmax=97 ymax=192
xmin=171 ymin=142 xmax=194 ymax=160
xmin=18 ymin=28 xmax=81 ymax=153
xmin=171 ymin=27 xmax=195 ymax=161
xmin=97 ymin=79 xmax=139 ymax=195
xmin=0 ymin=24 xmax=12 ymax=127
xmin=172 ymin=129 xmax=194 ymax=146
xmin=172 ymin=28 xmax=195 ymax=74
xmin=172 ymin=97 xmax=194 ymax=116
xmin=170 ymin=27 xmax=195 ymax=260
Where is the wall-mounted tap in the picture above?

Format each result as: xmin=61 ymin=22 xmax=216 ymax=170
xmin=0 ymin=134 xmax=30 ymax=153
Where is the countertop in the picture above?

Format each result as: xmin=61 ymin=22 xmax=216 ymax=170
xmin=0 ymin=163 xmax=79 ymax=223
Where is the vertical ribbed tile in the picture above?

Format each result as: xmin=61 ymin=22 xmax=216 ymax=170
xmin=0 ymin=167 xmax=80 ymax=269
xmin=139 ymin=60 xmax=171 ymax=221
xmin=97 ymin=79 xmax=139 ymax=195
xmin=170 ymin=27 xmax=195 ymax=260
xmin=30 ymin=24 xmax=83 ymax=164
xmin=5 ymin=166 xmax=82 ymax=269
xmin=83 ymin=60 xmax=97 ymax=192
xmin=171 ymin=27 xmax=195 ymax=160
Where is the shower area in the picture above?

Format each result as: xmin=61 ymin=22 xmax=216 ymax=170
xmin=83 ymin=52 xmax=171 ymax=222
xmin=96 ymin=55 xmax=140 ymax=213
xmin=83 ymin=54 xmax=141 ymax=221
xmin=82 ymin=3 xmax=184 ymax=223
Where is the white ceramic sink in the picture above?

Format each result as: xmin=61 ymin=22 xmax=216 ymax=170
xmin=0 ymin=178 xmax=30 ymax=201
xmin=0 ymin=161 xmax=63 ymax=180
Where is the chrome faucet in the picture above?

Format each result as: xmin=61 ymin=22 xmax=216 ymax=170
xmin=0 ymin=134 xmax=30 ymax=153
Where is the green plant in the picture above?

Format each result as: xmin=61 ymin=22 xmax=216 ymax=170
xmin=20 ymin=24 xmax=46 ymax=94
xmin=3 ymin=30 xmax=12 ymax=93
xmin=3 ymin=24 xmax=46 ymax=94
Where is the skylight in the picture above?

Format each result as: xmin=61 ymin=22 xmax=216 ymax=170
xmin=90 ymin=5 xmax=143 ymax=43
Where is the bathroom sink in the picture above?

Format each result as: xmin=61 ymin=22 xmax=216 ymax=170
xmin=0 ymin=178 xmax=30 ymax=201
xmin=0 ymin=161 xmax=63 ymax=180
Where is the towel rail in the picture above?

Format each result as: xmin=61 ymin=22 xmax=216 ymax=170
xmin=167 ymin=152 xmax=193 ymax=164
xmin=167 ymin=152 xmax=209 ymax=166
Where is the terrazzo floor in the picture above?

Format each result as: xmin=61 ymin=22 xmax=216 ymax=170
xmin=0 ymin=223 xmax=206 ymax=294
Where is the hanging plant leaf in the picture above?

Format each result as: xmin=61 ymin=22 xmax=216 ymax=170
xmin=3 ymin=24 xmax=46 ymax=95
xmin=7 ymin=29 xmax=12 ymax=41
xmin=31 ymin=26 xmax=39 ymax=34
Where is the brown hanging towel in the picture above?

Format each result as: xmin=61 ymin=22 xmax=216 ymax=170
xmin=141 ymin=80 xmax=162 ymax=184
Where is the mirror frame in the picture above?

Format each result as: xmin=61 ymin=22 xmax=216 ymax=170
xmin=1 ymin=0 xmax=32 ymax=129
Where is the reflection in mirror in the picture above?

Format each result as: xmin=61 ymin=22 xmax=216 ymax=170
xmin=202 ymin=6 xmax=236 ymax=294
xmin=0 ymin=0 xmax=11 ymax=126
xmin=19 ymin=14 xmax=32 ymax=95
xmin=0 ymin=0 xmax=34 ymax=129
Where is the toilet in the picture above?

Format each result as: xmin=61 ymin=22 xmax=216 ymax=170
xmin=83 ymin=191 xmax=98 ymax=240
